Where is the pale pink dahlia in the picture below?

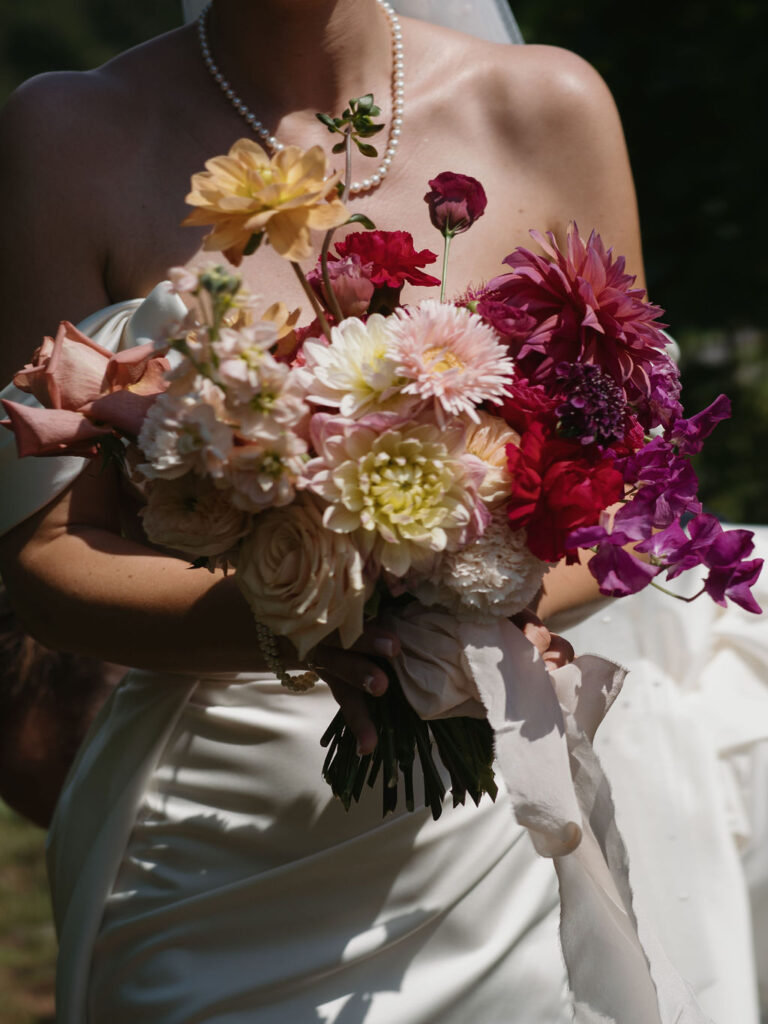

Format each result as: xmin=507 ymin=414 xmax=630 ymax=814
xmin=486 ymin=224 xmax=669 ymax=426
xmin=390 ymin=300 xmax=515 ymax=425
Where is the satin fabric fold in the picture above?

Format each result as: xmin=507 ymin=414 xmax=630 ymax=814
xmin=389 ymin=608 xmax=710 ymax=1023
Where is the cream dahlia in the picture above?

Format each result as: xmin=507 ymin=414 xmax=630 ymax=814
xmin=307 ymin=411 xmax=485 ymax=577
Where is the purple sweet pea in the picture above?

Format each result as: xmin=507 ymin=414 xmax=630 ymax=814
xmin=587 ymin=543 xmax=660 ymax=597
xmin=665 ymin=394 xmax=731 ymax=455
xmin=704 ymin=559 xmax=763 ymax=613
xmin=424 ymin=172 xmax=488 ymax=237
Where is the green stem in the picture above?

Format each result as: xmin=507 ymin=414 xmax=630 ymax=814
xmin=649 ymin=579 xmax=705 ymax=602
xmin=440 ymin=232 xmax=453 ymax=302
xmin=291 ymin=261 xmax=333 ymax=342
xmin=318 ymin=127 xmax=353 ymax=325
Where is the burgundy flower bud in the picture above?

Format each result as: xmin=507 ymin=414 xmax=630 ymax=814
xmin=424 ymin=172 xmax=487 ymax=237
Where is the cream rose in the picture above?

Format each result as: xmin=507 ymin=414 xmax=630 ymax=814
xmin=141 ymin=473 xmax=251 ymax=557
xmin=235 ymin=493 xmax=371 ymax=658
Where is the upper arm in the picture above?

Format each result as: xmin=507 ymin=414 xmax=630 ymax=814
xmin=0 ymin=72 xmax=115 ymax=385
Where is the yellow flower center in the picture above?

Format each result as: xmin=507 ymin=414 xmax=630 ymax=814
xmin=424 ymin=347 xmax=464 ymax=373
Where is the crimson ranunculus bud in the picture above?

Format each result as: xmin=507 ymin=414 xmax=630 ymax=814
xmin=424 ymin=172 xmax=488 ymax=237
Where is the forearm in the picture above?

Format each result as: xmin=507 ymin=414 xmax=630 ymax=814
xmin=535 ymin=551 xmax=606 ymax=623
xmin=2 ymin=525 xmax=292 ymax=674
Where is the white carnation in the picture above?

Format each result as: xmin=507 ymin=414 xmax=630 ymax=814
xmin=408 ymin=513 xmax=547 ymax=619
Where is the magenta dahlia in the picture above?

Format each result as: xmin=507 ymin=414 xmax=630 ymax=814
xmin=486 ymin=224 xmax=670 ymax=427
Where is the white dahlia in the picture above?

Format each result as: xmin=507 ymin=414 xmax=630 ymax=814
xmin=300 ymin=314 xmax=412 ymax=418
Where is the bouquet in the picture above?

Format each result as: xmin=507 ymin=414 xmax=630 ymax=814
xmin=3 ymin=94 xmax=762 ymax=821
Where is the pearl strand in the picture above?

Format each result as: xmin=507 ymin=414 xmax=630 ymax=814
xmin=254 ymin=621 xmax=318 ymax=693
xmin=196 ymin=0 xmax=404 ymax=195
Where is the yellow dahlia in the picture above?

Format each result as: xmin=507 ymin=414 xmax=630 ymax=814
xmin=184 ymin=138 xmax=349 ymax=264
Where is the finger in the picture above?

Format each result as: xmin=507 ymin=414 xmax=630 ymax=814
xmin=313 ymin=646 xmax=389 ymax=696
xmin=510 ymin=609 xmax=551 ymax=658
xmin=351 ymin=624 xmax=401 ymax=659
xmin=542 ymin=634 xmax=575 ymax=670
xmin=325 ymin=676 xmax=378 ymax=755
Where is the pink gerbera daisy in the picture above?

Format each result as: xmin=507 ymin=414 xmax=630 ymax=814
xmin=390 ymin=300 xmax=516 ymax=424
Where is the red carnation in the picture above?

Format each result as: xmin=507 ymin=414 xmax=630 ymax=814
xmin=332 ymin=231 xmax=441 ymax=289
xmin=506 ymin=420 xmax=624 ymax=562
xmin=424 ymin=172 xmax=488 ymax=237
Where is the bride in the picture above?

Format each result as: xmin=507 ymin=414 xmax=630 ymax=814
xmin=0 ymin=1 xmax=698 ymax=1022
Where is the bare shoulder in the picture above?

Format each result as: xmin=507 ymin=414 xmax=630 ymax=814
xmin=0 ymin=26 xmax=191 ymax=163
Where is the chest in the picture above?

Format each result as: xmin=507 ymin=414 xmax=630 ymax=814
xmin=105 ymin=96 xmax=558 ymax=313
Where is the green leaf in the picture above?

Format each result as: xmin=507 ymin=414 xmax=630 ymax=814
xmin=345 ymin=213 xmax=377 ymax=229
xmin=242 ymin=231 xmax=264 ymax=256
xmin=355 ymin=141 xmax=379 ymax=158
xmin=332 ymin=141 xmax=347 ymax=154
xmin=356 ymin=93 xmax=374 ymax=113
xmin=316 ymin=112 xmax=338 ymax=132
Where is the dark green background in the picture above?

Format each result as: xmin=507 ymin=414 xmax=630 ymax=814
xmin=1 ymin=0 xmax=766 ymax=522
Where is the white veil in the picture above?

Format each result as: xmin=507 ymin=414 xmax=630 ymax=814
xmin=180 ymin=0 xmax=523 ymax=44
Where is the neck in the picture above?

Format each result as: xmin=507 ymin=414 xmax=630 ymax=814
xmin=207 ymin=0 xmax=393 ymax=127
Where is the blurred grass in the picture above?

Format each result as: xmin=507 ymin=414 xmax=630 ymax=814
xmin=0 ymin=802 xmax=55 ymax=1024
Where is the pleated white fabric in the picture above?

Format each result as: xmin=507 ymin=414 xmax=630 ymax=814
xmin=551 ymin=540 xmax=768 ymax=1024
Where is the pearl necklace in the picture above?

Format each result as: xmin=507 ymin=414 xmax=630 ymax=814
xmin=196 ymin=0 xmax=404 ymax=195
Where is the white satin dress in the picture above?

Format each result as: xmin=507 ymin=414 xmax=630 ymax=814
xmin=1 ymin=286 xmax=762 ymax=1024
xmin=0 ymin=286 xmax=571 ymax=1024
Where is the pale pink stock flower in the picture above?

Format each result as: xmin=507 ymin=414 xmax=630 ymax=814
xmin=306 ymin=410 xmax=486 ymax=577
xmin=225 ymin=431 xmax=308 ymax=512
xmin=211 ymin=324 xmax=282 ymax=402
xmin=141 ymin=473 xmax=251 ymax=558
xmin=236 ymin=492 xmax=371 ymax=658
xmin=138 ymin=381 xmax=233 ymax=480
xmin=390 ymin=300 xmax=515 ymax=425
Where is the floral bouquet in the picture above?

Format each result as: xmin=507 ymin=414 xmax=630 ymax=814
xmin=3 ymin=95 xmax=762 ymax=820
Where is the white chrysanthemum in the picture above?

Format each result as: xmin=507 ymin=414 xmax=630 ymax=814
xmin=138 ymin=380 xmax=232 ymax=479
xmin=463 ymin=411 xmax=520 ymax=507
xmin=224 ymin=432 xmax=308 ymax=512
xmin=391 ymin=299 xmax=516 ymax=424
xmin=308 ymin=415 xmax=482 ymax=577
xmin=141 ymin=473 xmax=250 ymax=557
xmin=408 ymin=512 xmax=547 ymax=619
xmin=301 ymin=314 xmax=412 ymax=418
